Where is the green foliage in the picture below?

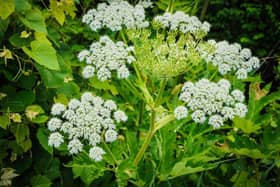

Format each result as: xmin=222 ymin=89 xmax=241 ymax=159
xmin=156 ymin=0 xmax=200 ymax=15
xmin=0 ymin=0 xmax=279 ymax=186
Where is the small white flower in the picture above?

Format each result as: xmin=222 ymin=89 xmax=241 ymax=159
xmin=117 ymin=66 xmax=130 ymax=79
xmin=82 ymin=65 xmax=95 ymax=79
xmin=97 ymin=67 xmax=111 ymax=81
xmin=48 ymin=117 xmax=62 ymax=131
xmin=248 ymin=57 xmax=260 ymax=69
xmin=89 ymin=146 xmax=106 ymax=161
xmin=240 ymin=48 xmax=252 ymax=59
xmin=51 ymin=103 xmax=66 ymax=116
xmin=174 ymin=106 xmax=188 ymax=120
xmin=191 ymin=110 xmax=206 ymax=124
xmin=89 ymin=132 xmax=101 ymax=146
xmin=208 ymin=115 xmax=224 ymax=128
xmin=114 ymin=110 xmax=128 ymax=123
xmin=105 ymin=129 xmax=118 ymax=142
xmin=68 ymin=99 xmax=81 ymax=110
xmin=104 ymin=100 xmax=117 ymax=111
xmin=48 ymin=132 xmax=64 ymax=147
xmin=78 ymin=50 xmax=90 ymax=62
xmin=221 ymin=107 xmax=235 ymax=120
xmin=235 ymin=68 xmax=248 ymax=79
xmin=68 ymin=138 xmax=83 ymax=154
xmin=218 ymin=79 xmax=231 ymax=91
xmin=81 ymin=92 xmax=94 ymax=103
xmin=231 ymin=89 xmax=245 ymax=102
xmin=234 ymin=103 xmax=248 ymax=118
xmin=218 ymin=63 xmax=231 ymax=75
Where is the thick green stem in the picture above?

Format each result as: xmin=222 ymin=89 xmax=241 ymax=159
xmin=103 ymin=141 xmax=119 ymax=165
xmin=133 ymin=79 xmax=168 ymax=166
xmin=120 ymin=30 xmax=128 ymax=44
xmin=133 ymin=110 xmax=156 ymax=166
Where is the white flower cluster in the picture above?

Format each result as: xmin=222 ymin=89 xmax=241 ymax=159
xmin=47 ymin=92 xmax=127 ymax=161
xmin=78 ymin=36 xmax=135 ymax=81
xmin=153 ymin=11 xmax=210 ymax=35
xmin=174 ymin=79 xmax=248 ymax=128
xmin=203 ymin=40 xmax=260 ymax=79
xmin=82 ymin=0 xmax=149 ymax=31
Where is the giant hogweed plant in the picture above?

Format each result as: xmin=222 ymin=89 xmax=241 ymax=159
xmin=1 ymin=1 xmax=279 ymax=186
xmin=35 ymin=0 xmax=279 ymax=186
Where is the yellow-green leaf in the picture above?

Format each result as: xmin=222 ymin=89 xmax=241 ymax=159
xmin=0 ymin=0 xmax=15 ymax=19
xmin=22 ymin=32 xmax=60 ymax=70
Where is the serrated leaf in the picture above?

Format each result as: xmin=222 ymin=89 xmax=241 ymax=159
xmin=116 ymin=159 xmax=136 ymax=187
xmin=30 ymin=175 xmax=51 ymax=187
xmin=19 ymin=9 xmax=47 ymax=33
xmin=22 ymin=32 xmax=60 ymax=70
xmin=36 ymin=128 xmax=53 ymax=155
xmin=0 ymin=0 xmax=15 ymax=19
xmin=68 ymin=154 xmax=105 ymax=186
xmin=233 ymin=117 xmax=260 ymax=134
xmin=89 ymin=77 xmax=118 ymax=95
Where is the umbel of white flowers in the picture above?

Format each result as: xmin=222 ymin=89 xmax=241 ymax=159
xmin=202 ymin=40 xmax=260 ymax=79
xmin=153 ymin=11 xmax=211 ymax=36
xmin=174 ymin=78 xmax=247 ymax=128
xmin=78 ymin=36 xmax=135 ymax=81
xmin=82 ymin=0 xmax=149 ymax=31
xmin=47 ymin=92 xmax=127 ymax=161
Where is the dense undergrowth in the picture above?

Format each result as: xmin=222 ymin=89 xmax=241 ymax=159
xmin=0 ymin=0 xmax=279 ymax=186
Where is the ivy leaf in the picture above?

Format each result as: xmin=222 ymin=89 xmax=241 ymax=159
xmin=22 ymin=32 xmax=60 ymax=70
xmin=30 ymin=175 xmax=51 ymax=187
xmin=0 ymin=114 xmax=10 ymax=129
xmin=10 ymin=123 xmax=32 ymax=152
xmin=14 ymin=0 xmax=31 ymax=12
xmin=36 ymin=128 xmax=53 ymax=155
xmin=0 ymin=0 xmax=15 ymax=19
xmin=34 ymin=53 xmax=72 ymax=88
xmin=49 ymin=0 xmax=76 ymax=25
xmin=19 ymin=9 xmax=47 ymax=33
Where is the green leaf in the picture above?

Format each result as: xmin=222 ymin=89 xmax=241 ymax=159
xmin=19 ymin=9 xmax=47 ymax=33
xmin=57 ymin=82 xmax=80 ymax=98
xmin=89 ymin=77 xmax=118 ymax=95
xmin=31 ymin=115 xmax=49 ymax=124
xmin=0 ymin=0 xmax=15 ymax=19
xmin=170 ymin=160 xmax=218 ymax=179
xmin=36 ymin=128 xmax=53 ymax=155
xmin=68 ymin=154 xmax=105 ymax=186
xmin=14 ymin=0 xmax=31 ymax=12
xmin=10 ymin=123 xmax=32 ymax=152
xmin=0 ymin=18 xmax=9 ymax=41
xmin=35 ymin=54 xmax=72 ymax=88
xmin=30 ymin=175 xmax=51 ymax=187
xmin=116 ymin=159 xmax=137 ymax=187
xmin=49 ymin=0 xmax=76 ymax=25
xmin=9 ymin=33 xmax=32 ymax=47
xmin=2 ymin=90 xmax=35 ymax=112
xmin=22 ymin=32 xmax=60 ymax=70
xmin=233 ymin=117 xmax=260 ymax=134
xmin=0 ymin=114 xmax=10 ymax=129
